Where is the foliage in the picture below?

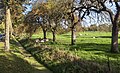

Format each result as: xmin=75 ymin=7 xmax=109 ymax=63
xmin=88 ymin=24 xmax=98 ymax=31
xmin=1 ymin=0 xmax=29 ymax=26
xmin=86 ymin=24 xmax=112 ymax=32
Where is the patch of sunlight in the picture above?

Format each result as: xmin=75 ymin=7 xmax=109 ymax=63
xmin=0 ymin=42 xmax=4 ymax=48
xmin=24 ymin=57 xmax=47 ymax=70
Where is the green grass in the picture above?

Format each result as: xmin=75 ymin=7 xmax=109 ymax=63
xmin=19 ymin=31 xmax=120 ymax=73
xmin=32 ymin=31 xmax=120 ymax=63
xmin=0 ymin=41 xmax=52 ymax=73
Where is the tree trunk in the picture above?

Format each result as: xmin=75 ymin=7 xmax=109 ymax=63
xmin=52 ymin=30 xmax=56 ymax=42
xmin=111 ymin=23 xmax=119 ymax=53
xmin=71 ymin=27 xmax=76 ymax=45
xmin=9 ymin=22 xmax=13 ymax=37
xmin=43 ymin=29 xmax=47 ymax=40
xmin=5 ymin=7 xmax=11 ymax=51
xmin=111 ymin=7 xmax=120 ymax=53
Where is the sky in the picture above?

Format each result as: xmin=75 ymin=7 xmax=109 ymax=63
xmin=23 ymin=0 xmax=47 ymax=15
xmin=23 ymin=4 xmax=32 ymax=15
xmin=81 ymin=1 xmax=117 ymax=27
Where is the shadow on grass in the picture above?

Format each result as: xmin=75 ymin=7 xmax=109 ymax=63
xmin=96 ymin=36 xmax=120 ymax=38
xmin=0 ymin=52 xmax=49 ymax=73
xmin=2 ymin=39 xmax=52 ymax=73
xmin=23 ymin=47 xmax=107 ymax=73
xmin=69 ymin=43 xmax=111 ymax=52
xmin=20 ymin=38 xmax=120 ymax=58
xmin=62 ymin=34 xmax=71 ymax=38
xmin=19 ymin=38 xmax=120 ymax=73
xmin=69 ymin=43 xmax=120 ymax=59
xmin=21 ymin=44 xmax=120 ymax=73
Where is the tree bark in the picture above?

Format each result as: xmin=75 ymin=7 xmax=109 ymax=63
xmin=111 ymin=22 xmax=119 ymax=53
xmin=9 ymin=22 xmax=13 ymax=37
xmin=5 ymin=7 xmax=11 ymax=51
xmin=71 ymin=27 xmax=76 ymax=45
xmin=111 ymin=12 xmax=120 ymax=53
xmin=52 ymin=30 xmax=56 ymax=42
xmin=43 ymin=29 xmax=47 ymax=40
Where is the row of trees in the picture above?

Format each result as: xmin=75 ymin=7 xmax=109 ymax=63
xmin=24 ymin=0 xmax=82 ymax=45
xmin=24 ymin=0 xmax=120 ymax=53
xmin=0 ymin=0 xmax=120 ymax=53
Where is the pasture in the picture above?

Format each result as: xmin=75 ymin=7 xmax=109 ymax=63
xmin=32 ymin=31 xmax=120 ymax=61
xmin=20 ymin=31 xmax=120 ymax=73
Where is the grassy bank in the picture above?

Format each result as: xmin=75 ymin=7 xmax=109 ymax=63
xmin=0 ymin=40 xmax=52 ymax=73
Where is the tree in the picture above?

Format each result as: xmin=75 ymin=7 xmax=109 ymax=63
xmin=23 ymin=2 xmax=49 ymax=40
xmin=31 ymin=0 xmax=65 ymax=42
xmin=36 ymin=0 xmax=81 ymax=44
xmin=23 ymin=9 xmax=40 ymax=38
xmin=46 ymin=0 xmax=65 ymax=42
xmin=77 ymin=0 xmax=120 ymax=53
xmin=49 ymin=20 xmax=57 ymax=42
xmin=31 ymin=0 xmax=82 ymax=44
xmin=110 ymin=2 xmax=120 ymax=53
xmin=58 ymin=0 xmax=79 ymax=45
xmin=2 ymin=0 xmax=30 ymax=51
xmin=37 ymin=15 xmax=49 ymax=41
xmin=92 ymin=0 xmax=120 ymax=53
xmin=5 ymin=5 xmax=11 ymax=51
xmin=63 ymin=0 xmax=86 ymax=45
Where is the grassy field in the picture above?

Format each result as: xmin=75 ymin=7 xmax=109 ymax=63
xmin=32 ymin=31 xmax=120 ymax=61
xmin=0 ymin=40 xmax=52 ymax=73
xmin=19 ymin=31 xmax=120 ymax=73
